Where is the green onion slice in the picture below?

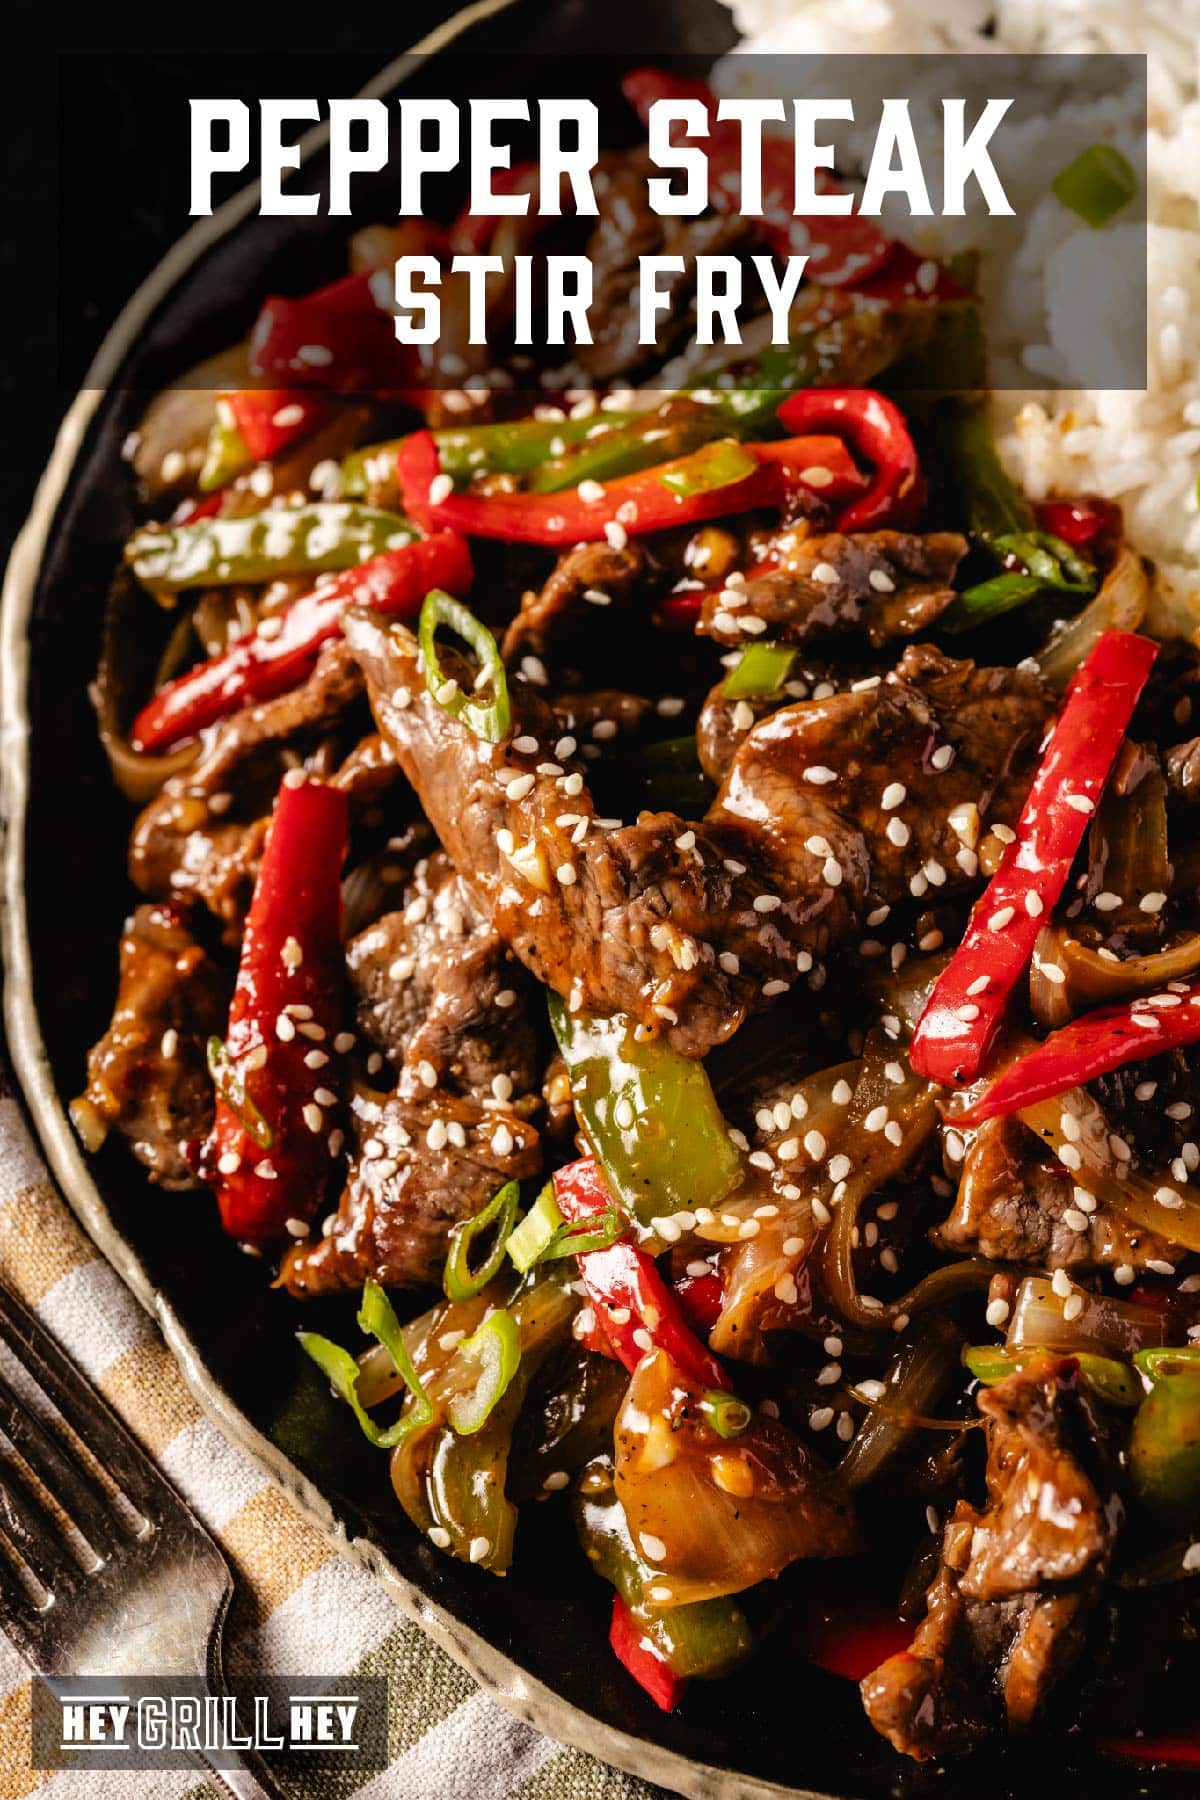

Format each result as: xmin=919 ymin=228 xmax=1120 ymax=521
xmin=723 ymin=642 xmax=796 ymax=700
xmin=1052 ymin=144 xmax=1137 ymax=229
xmin=446 ymin=1310 xmax=522 ymax=1434
xmin=297 ymin=1278 xmax=433 ymax=1448
xmin=699 ymin=1390 xmax=753 ymax=1439
xmin=540 ymin=1205 xmax=626 ymax=1262
xmin=507 ymin=1185 xmax=625 ymax=1273
xmin=206 ymin=1037 xmax=273 ymax=1150
xmin=199 ymin=408 xmax=251 ymax=494
xmin=658 ymin=439 xmax=757 ymax=500
xmin=443 ymin=1181 xmax=520 ymax=1301
xmin=507 ymin=1185 xmax=563 ymax=1274
xmin=418 ymin=589 xmax=511 ymax=743
xmin=1135 ymin=1347 xmax=1200 ymax=1383
xmin=964 ymin=1344 xmax=1139 ymax=1409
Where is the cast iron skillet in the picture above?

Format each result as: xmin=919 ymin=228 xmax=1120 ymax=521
xmin=2 ymin=5 xmax=1190 ymax=1794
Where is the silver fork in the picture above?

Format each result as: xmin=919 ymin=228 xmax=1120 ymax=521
xmin=0 ymin=1277 xmax=286 ymax=1798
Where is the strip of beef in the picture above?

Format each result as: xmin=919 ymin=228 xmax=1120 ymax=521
xmin=936 ymin=1115 xmax=1176 ymax=1273
xmin=501 ymin=542 xmax=655 ymax=675
xmin=344 ymin=608 xmax=825 ymax=1056
xmin=862 ymin=1355 xmax=1119 ymax=1761
xmin=710 ymin=643 xmax=1052 ymax=924
xmin=78 ymin=902 xmax=229 ymax=1188
xmin=129 ymin=640 xmax=370 ymax=941
xmin=698 ymin=531 xmax=966 ymax=652
xmin=580 ymin=155 xmax=762 ymax=382
xmin=346 ymin=613 xmax=1051 ymax=1057
xmin=279 ymin=1082 xmax=541 ymax=1293
xmin=697 ymin=654 xmax=859 ymax=785
xmin=550 ymin=690 xmax=654 ymax=744
xmin=346 ymin=850 xmax=544 ymax=1102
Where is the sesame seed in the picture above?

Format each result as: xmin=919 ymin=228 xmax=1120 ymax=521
xmin=804 ymin=1129 xmax=827 ymax=1159
xmin=881 ymin=783 xmax=906 ymax=810
xmin=802 ymin=766 xmax=837 ymax=785
xmin=886 ymin=817 xmax=910 ymax=847
xmin=1140 ymin=891 xmax=1168 ymax=913
xmin=753 ymin=894 xmax=782 ymax=913
xmin=809 ymin=1407 xmax=835 ymax=1431
xmin=985 ymin=1298 xmax=1010 ymax=1328
xmin=930 ymin=744 xmax=955 ymax=771
xmin=302 ymin=1103 xmax=324 ymax=1134
xmin=816 ymin=1362 xmax=841 ymax=1386
xmin=989 ymin=906 xmax=1015 ymax=931
xmin=719 ymin=951 xmax=740 ymax=975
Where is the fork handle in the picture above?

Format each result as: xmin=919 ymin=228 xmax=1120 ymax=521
xmin=192 ymin=1745 xmax=292 ymax=1800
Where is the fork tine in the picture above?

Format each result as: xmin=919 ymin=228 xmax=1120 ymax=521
xmin=0 ymin=1459 xmax=86 ymax=1597
xmin=0 ymin=1369 xmax=118 ymax=1558
xmin=0 ymin=1286 xmax=156 ymax=1525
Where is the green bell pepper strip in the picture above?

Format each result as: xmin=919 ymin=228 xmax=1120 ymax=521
xmin=530 ymin=414 xmax=738 ymax=495
xmin=941 ymin=401 xmax=1036 ymax=542
xmin=296 ymin=1278 xmax=434 ymax=1449
xmin=723 ymin=644 xmax=796 ymax=700
xmin=1130 ymin=1348 xmax=1200 ymax=1527
xmin=401 ymin=1270 xmax=578 ymax=1573
xmin=126 ymin=503 xmax=418 ymax=596
xmin=939 ymin=403 xmax=1098 ymax=629
xmin=443 ymin=1181 xmax=521 ymax=1302
xmin=341 ymin=414 xmax=652 ymax=502
xmin=418 ymin=590 xmax=511 ymax=744
xmin=574 ymin=1463 xmax=755 ymax=1680
xmin=547 ymin=995 xmax=743 ymax=1225
xmin=632 ymin=736 xmax=715 ymax=818
xmin=446 ymin=1311 xmax=522 ymax=1434
xmin=964 ymin=1344 xmax=1140 ymax=1409
xmin=199 ymin=408 xmax=253 ymax=494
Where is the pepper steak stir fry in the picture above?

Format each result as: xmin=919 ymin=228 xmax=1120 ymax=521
xmin=71 ymin=69 xmax=1200 ymax=1767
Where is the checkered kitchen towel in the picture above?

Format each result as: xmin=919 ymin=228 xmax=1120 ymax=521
xmin=0 ymin=1065 xmax=664 ymax=1800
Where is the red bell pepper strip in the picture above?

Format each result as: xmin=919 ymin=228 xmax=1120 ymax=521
xmin=552 ymin=1157 xmax=728 ymax=1391
xmin=224 ymin=389 xmax=329 ymax=463
xmin=1104 ymin=1732 xmax=1200 ymax=1768
xmin=609 ymin=1594 xmax=687 ymax=1712
xmin=957 ymin=978 xmax=1200 ymax=1126
xmin=171 ymin=492 xmax=224 ymax=526
xmin=911 ymin=630 xmax=1159 ymax=1087
xmin=1035 ymin=495 xmax=1123 ymax=553
xmin=673 ymin=1269 xmax=724 ymax=1336
xmin=397 ymin=428 xmax=865 ymax=547
xmin=207 ymin=776 xmax=349 ymax=1242
xmin=776 ymin=389 xmax=923 ymax=533
xmin=621 ymin=68 xmax=962 ymax=301
xmin=250 ymin=271 xmax=422 ymax=395
xmin=129 ymin=532 xmax=473 ymax=754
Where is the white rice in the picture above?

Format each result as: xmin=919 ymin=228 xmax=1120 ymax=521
xmin=718 ymin=0 xmax=1200 ymax=627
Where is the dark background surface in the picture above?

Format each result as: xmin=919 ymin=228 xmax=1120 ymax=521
xmin=1 ymin=0 xmax=737 ymax=555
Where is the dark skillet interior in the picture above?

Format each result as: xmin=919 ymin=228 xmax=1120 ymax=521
xmin=18 ymin=4 xmax=1189 ymax=1795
